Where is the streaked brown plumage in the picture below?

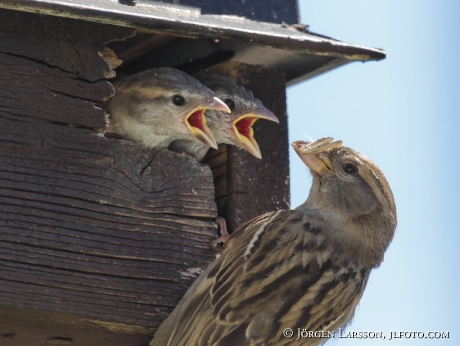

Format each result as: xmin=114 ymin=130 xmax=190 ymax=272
xmin=106 ymin=68 xmax=230 ymax=149
xmin=150 ymin=137 xmax=397 ymax=346
xmin=169 ymin=74 xmax=278 ymax=160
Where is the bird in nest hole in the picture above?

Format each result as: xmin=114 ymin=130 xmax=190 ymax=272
xmin=150 ymin=137 xmax=397 ymax=346
xmin=169 ymin=73 xmax=279 ymax=160
xmin=105 ymin=67 xmax=230 ymax=149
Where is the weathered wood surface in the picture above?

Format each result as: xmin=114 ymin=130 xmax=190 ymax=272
xmin=0 ymin=8 xmax=133 ymax=81
xmin=204 ymin=62 xmax=290 ymax=233
xmin=0 ymin=8 xmax=291 ymax=346
xmin=0 ymin=123 xmax=217 ymax=340
xmin=0 ymin=116 xmax=218 ymax=318
xmin=0 ymin=53 xmax=111 ymax=128
xmin=0 ymin=8 xmax=218 ymax=345
xmin=0 ymin=305 xmax=152 ymax=346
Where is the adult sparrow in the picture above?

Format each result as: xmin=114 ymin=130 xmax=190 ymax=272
xmin=169 ymin=74 xmax=279 ymax=160
xmin=150 ymin=137 xmax=397 ymax=346
xmin=106 ymin=68 xmax=230 ymax=149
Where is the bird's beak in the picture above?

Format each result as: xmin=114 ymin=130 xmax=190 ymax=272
xmin=232 ymin=107 xmax=279 ymax=159
xmin=185 ymin=97 xmax=230 ymax=149
xmin=209 ymin=97 xmax=232 ymax=113
xmin=292 ymin=138 xmax=342 ymax=175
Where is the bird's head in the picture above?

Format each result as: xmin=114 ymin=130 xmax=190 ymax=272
xmin=108 ymin=68 xmax=230 ymax=149
xmin=293 ymin=138 xmax=397 ymax=266
xmin=195 ymin=74 xmax=279 ymax=159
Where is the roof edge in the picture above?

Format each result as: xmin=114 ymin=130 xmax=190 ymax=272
xmin=0 ymin=0 xmax=385 ymax=61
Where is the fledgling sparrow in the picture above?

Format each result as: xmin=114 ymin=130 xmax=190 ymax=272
xmin=106 ymin=68 xmax=230 ymax=149
xmin=150 ymin=137 xmax=397 ymax=346
xmin=169 ymin=74 xmax=279 ymax=160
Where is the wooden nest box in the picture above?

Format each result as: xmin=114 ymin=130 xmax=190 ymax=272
xmin=0 ymin=1 xmax=385 ymax=345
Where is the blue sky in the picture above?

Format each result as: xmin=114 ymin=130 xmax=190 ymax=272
xmin=287 ymin=1 xmax=460 ymax=344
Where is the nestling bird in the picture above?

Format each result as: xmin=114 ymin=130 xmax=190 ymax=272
xmin=169 ymin=74 xmax=279 ymax=160
xmin=150 ymin=137 xmax=397 ymax=346
xmin=106 ymin=68 xmax=230 ymax=149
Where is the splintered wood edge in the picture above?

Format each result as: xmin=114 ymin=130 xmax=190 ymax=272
xmin=98 ymin=46 xmax=124 ymax=73
xmin=99 ymin=30 xmax=137 ymax=78
xmin=100 ymin=29 xmax=185 ymax=77
xmin=101 ymin=30 xmax=178 ymax=131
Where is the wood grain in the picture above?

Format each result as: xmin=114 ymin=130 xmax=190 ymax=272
xmin=0 ymin=8 xmax=134 ymax=81
xmin=0 ymin=9 xmax=291 ymax=346
xmin=0 ymin=305 xmax=153 ymax=346
xmin=0 ymin=104 xmax=218 ymax=329
xmin=0 ymin=9 xmax=219 ymax=345
xmin=0 ymin=53 xmax=111 ymax=128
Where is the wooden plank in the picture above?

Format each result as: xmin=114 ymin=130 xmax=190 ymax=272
xmin=0 ymin=8 xmax=135 ymax=81
xmin=0 ymin=8 xmax=133 ymax=128
xmin=204 ymin=62 xmax=290 ymax=233
xmin=0 ymin=53 xmax=111 ymax=128
xmin=0 ymin=113 xmax=218 ymax=328
xmin=0 ymin=305 xmax=152 ymax=346
xmin=0 ymin=10 xmax=219 ymax=345
xmin=0 ymin=10 xmax=291 ymax=345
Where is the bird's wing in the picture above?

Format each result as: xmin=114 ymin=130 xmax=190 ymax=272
xmin=167 ymin=210 xmax=369 ymax=346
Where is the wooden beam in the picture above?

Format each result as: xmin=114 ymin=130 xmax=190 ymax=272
xmin=0 ymin=9 xmax=291 ymax=346
xmin=0 ymin=8 xmax=133 ymax=81
xmin=0 ymin=9 xmax=218 ymax=345
xmin=0 ymin=305 xmax=152 ymax=346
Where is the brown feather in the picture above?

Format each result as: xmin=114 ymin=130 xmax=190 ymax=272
xmin=150 ymin=139 xmax=396 ymax=346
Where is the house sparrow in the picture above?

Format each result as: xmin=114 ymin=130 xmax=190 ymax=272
xmin=106 ymin=68 xmax=230 ymax=149
xmin=169 ymin=74 xmax=279 ymax=160
xmin=150 ymin=137 xmax=397 ymax=346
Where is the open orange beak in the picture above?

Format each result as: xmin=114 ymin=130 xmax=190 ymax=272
xmin=292 ymin=138 xmax=342 ymax=175
xmin=186 ymin=97 xmax=230 ymax=149
xmin=233 ymin=107 xmax=279 ymax=159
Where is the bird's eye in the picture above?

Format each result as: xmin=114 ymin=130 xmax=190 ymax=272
xmin=172 ymin=94 xmax=185 ymax=106
xmin=224 ymin=98 xmax=236 ymax=111
xmin=342 ymin=163 xmax=357 ymax=175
